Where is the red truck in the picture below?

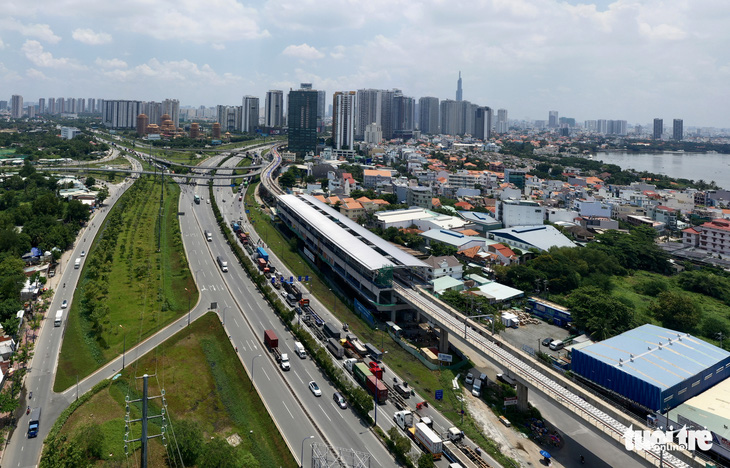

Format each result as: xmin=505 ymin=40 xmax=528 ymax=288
xmin=257 ymin=258 xmax=267 ymax=271
xmin=238 ymin=232 xmax=248 ymax=245
xmin=365 ymin=375 xmax=388 ymax=404
xmin=264 ymin=330 xmax=278 ymax=350
xmin=369 ymin=361 xmax=383 ymax=380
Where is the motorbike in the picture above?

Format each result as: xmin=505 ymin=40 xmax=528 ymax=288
xmin=26 ymin=406 xmax=30 ymax=415
xmin=29 ymin=391 xmax=32 ymax=399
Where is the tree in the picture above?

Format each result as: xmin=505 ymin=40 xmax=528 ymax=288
xmin=84 ymin=177 xmax=96 ymax=187
xmin=566 ymin=286 xmax=634 ymax=340
xmin=199 ymin=437 xmax=239 ymax=468
xmin=40 ymin=434 xmax=90 ymax=468
xmin=174 ymin=419 xmax=204 ymax=465
xmin=418 ymin=452 xmax=435 ymax=468
xmin=279 ymin=170 xmax=296 ymax=188
xmin=96 ymin=186 xmax=109 ymax=205
xmin=649 ymin=291 xmax=702 ymax=332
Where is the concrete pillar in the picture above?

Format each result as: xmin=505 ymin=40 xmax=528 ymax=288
xmin=390 ymin=309 xmax=397 ymax=322
xmin=517 ymin=382 xmax=529 ymax=411
xmin=439 ymin=327 xmax=449 ymax=353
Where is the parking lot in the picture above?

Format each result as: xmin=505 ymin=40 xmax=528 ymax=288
xmin=498 ymin=318 xmax=571 ymax=359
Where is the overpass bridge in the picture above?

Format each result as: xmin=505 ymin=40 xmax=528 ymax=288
xmin=392 ymin=283 xmax=692 ymax=468
xmin=37 ymin=166 xmax=263 ymax=181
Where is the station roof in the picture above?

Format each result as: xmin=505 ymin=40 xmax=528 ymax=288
xmin=278 ymin=194 xmax=428 ymax=271
xmin=575 ymin=324 xmax=730 ymax=391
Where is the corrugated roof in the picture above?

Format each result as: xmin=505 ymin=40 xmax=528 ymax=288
xmin=575 ymin=324 xmax=730 ymax=390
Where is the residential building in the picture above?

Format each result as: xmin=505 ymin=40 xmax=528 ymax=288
xmin=265 ymin=90 xmax=284 ymax=128
xmin=653 ymin=118 xmax=663 ymax=140
xmin=363 ymin=169 xmax=393 ymax=188
xmin=496 ymin=109 xmax=508 ymax=133
xmin=496 ymin=199 xmax=545 ymax=228
xmin=489 ymin=225 xmax=576 ymax=252
xmin=418 ymin=97 xmax=439 ymax=134
xmin=356 ymin=88 xmax=396 ymax=140
xmin=102 ymin=100 xmax=142 ymax=128
xmin=673 ymin=119 xmax=683 ymax=141
xmin=332 ymin=91 xmax=356 ymax=150
xmin=486 ymin=243 xmax=517 ymax=265
xmin=691 ymin=219 xmax=730 ymax=256
xmin=287 ymin=86 xmax=319 ymax=156
xmin=11 ymin=95 xmax=23 ymax=118
xmin=364 ymin=122 xmax=382 ymax=145
xmin=241 ymin=95 xmax=259 ymax=133
xmin=162 ymin=98 xmax=180 ymax=128
xmin=407 ymin=186 xmax=433 ymax=209
xmin=393 ymin=94 xmax=415 ymax=139
xmin=422 ymin=255 xmax=463 ymax=281
xmin=60 ymin=127 xmax=80 ymax=139
xmin=503 ymin=168 xmax=527 ymax=190
xmin=38 ymin=98 xmax=45 ymax=114
xmin=548 ymin=111 xmax=559 ymax=128
xmin=474 ymin=106 xmax=492 ymax=141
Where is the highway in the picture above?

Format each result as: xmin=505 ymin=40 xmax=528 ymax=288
xmin=2 ymin=151 xmax=141 ymax=468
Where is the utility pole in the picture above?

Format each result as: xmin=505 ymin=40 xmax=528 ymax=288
xmin=125 ymin=374 xmax=167 ymax=468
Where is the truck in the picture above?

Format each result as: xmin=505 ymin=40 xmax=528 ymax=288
xmin=194 ymin=194 xmax=200 ymax=204
xmin=204 ymin=230 xmax=212 ymax=242
xmin=232 ymin=222 xmax=241 ymax=233
xmin=28 ymin=407 xmax=41 ymax=438
xmin=74 ymin=258 xmax=81 ymax=269
xmin=323 ymin=322 xmax=341 ymax=340
xmin=364 ymin=343 xmax=384 ymax=362
xmin=217 ymin=256 xmax=228 ymax=272
xmin=256 ymin=247 xmax=269 ymax=262
xmin=501 ymin=312 xmax=519 ymax=329
xmin=343 ymin=358 xmax=358 ymax=373
xmin=412 ymin=422 xmax=443 ymax=460
xmin=365 ymin=375 xmax=388 ymax=404
xmin=352 ymin=362 xmax=371 ymax=385
xmin=294 ymin=341 xmax=306 ymax=359
xmin=257 ymin=258 xmax=267 ymax=271
xmin=264 ymin=330 xmax=278 ymax=350
xmin=443 ymin=441 xmax=478 ymax=468
xmin=299 ymin=298 xmax=310 ymax=310
xmin=54 ymin=310 xmax=63 ymax=327
xmin=327 ymin=337 xmax=345 ymax=359
xmin=345 ymin=335 xmax=368 ymax=357
xmin=369 ymin=361 xmax=384 ymax=379
xmin=275 ymin=348 xmax=290 ymax=371
xmin=238 ymin=232 xmax=249 ymax=245
xmin=394 ymin=410 xmax=414 ymax=430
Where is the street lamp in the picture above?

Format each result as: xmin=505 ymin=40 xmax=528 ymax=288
xmin=222 ymin=305 xmax=231 ymax=326
xmin=251 ymin=354 xmax=262 ymax=389
xmin=300 ymin=436 xmax=314 ymax=468
xmin=185 ymin=287 xmax=191 ymax=326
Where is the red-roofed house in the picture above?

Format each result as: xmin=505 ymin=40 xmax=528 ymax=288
xmin=690 ymin=219 xmax=730 ymax=255
xmin=454 ymin=201 xmax=474 ymax=210
xmin=682 ymin=226 xmax=700 ymax=248
xmin=487 ymin=243 xmax=518 ymax=265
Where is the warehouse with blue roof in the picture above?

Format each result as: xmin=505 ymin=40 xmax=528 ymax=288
xmin=571 ymin=324 xmax=730 ymax=411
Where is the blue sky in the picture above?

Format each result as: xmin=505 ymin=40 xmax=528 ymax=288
xmin=1 ymin=0 xmax=729 ymax=128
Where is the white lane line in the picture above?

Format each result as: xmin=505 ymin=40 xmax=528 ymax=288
xmin=293 ymin=370 xmax=304 ymax=384
xmin=318 ymin=404 xmax=332 ymax=422
xmin=233 ymin=317 xmax=239 ymax=328
xmin=282 ymin=401 xmax=294 ymax=419
xmin=259 ymin=320 xmax=265 ymax=329
xmin=262 ymin=369 xmax=271 ymax=381
xmin=330 ymin=402 xmax=345 ymax=419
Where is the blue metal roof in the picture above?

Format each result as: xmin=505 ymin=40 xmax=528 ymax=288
xmin=573 ymin=324 xmax=730 ymax=410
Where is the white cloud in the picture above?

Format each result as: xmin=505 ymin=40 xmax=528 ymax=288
xmin=21 ymin=40 xmax=85 ymax=69
xmin=330 ymin=45 xmax=345 ymax=60
xmin=0 ymin=18 xmax=60 ymax=43
xmin=212 ymin=43 xmax=225 ymax=51
xmin=95 ymin=57 xmax=127 ymax=68
xmin=26 ymin=68 xmax=49 ymax=80
xmin=72 ymin=28 xmax=112 ymax=45
xmin=638 ymin=22 xmax=687 ymax=41
xmin=106 ymin=58 xmax=243 ymax=87
xmin=282 ymin=43 xmax=324 ymax=60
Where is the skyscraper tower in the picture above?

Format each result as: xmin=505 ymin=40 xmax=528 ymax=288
xmin=287 ymin=86 xmax=319 ymax=156
xmin=332 ymin=91 xmax=356 ymax=150
xmin=673 ymin=119 xmax=683 ymax=141
xmin=653 ymin=118 xmax=663 ymax=140
xmin=11 ymin=95 xmax=24 ymax=118
xmin=265 ymin=90 xmax=284 ymax=128
xmin=241 ymin=95 xmax=259 ymax=133
xmin=548 ymin=111 xmax=559 ymax=128
xmin=456 ymin=72 xmax=463 ymax=102
xmin=418 ymin=97 xmax=440 ymax=134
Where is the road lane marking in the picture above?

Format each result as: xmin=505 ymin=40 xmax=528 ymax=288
xmin=262 ymin=369 xmax=271 ymax=381
xmin=293 ymin=370 xmax=304 ymax=384
xmin=282 ymin=401 xmax=294 ymax=419
xmin=318 ymin=404 xmax=332 ymax=422
xmin=330 ymin=402 xmax=345 ymax=419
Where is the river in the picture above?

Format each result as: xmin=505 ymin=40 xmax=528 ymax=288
xmin=595 ymin=151 xmax=730 ymax=190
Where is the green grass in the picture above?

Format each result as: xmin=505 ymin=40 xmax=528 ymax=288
xmin=244 ymin=182 xmax=519 ymax=467
xmin=55 ymin=177 xmax=197 ymax=391
xmin=55 ymin=313 xmax=297 ymax=467
xmin=231 ymin=155 xmax=253 ymax=190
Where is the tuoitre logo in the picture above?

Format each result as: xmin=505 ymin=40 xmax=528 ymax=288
xmin=624 ymin=425 xmax=713 ymax=452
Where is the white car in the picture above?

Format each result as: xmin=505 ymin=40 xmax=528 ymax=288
xmin=308 ymin=381 xmax=322 ymax=397
xmin=61 ymin=300 xmax=68 ymax=309
xmin=80 ymin=250 xmax=86 ymax=257
xmin=465 ymin=373 xmax=474 ymax=385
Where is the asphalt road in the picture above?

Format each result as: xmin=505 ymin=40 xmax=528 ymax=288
xmin=3 ymin=151 xmax=141 ymax=468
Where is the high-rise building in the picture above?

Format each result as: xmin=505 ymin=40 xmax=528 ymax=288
xmin=364 ymin=122 xmax=382 ymax=145
xmin=27 ymin=105 xmax=35 ymax=118
xmin=11 ymin=95 xmax=23 ymax=118
xmin=653 ymin=118 xmax=663 ymax=140
xmin=287 ymin=86 xmax=319 ymax=156
xmin=102 ymin=100 xmax=142 ymax=128
xmin=418 ymin=97 xmax=439 ymax=135
xmin=393 ymin=94 xmax=415 ymax=139
xmin=548 ymin=111 xmax=559 ymax=128
xmin=136 ymin=114 xmax=149 ymax=136
xmin=355 ymin=89 xmax=397 ymax=140
xmin=456 ymin=71 xmax=463 ymax=102
xmin=673 ymin=119 xmax=683 ymax=141
xmin=317 ymin=90 xmax=326 ymax=133
xmin=78 ymin=98 xmax=86 ymax=113
xmin=48 ymin=98 xmax=56 ymax=114
xmin=88 ymin=98 xmax=96 ymax=114
xmin=265 ymin=90 xmax=284 ymax=128
xmin=440 ymin=99 xmax=471 ymax=135
xmin=332 ymin=91 xmax=356 ymax=150
xmin=0 ymin=101 xmax=7 ymax=111
xmin=38 ymin=98 xmax=45 ymax=114
xmin=496 ymin=109 xmax=509 ymax=133
xmin=67 ymin=98 xmax=77 ymax=114
xmin=241 ymin=96 xmax=259 ymax=133
xmin=163 ymin=99 xmax=180 ymax=128
xmin=474 ymin=106 xmax=492 ymax=141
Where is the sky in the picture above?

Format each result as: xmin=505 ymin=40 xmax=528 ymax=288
xmin=1 ymin=0 xmax=729 ymax=128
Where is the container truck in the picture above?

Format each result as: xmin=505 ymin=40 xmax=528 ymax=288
xmin=327 ymin=337 xmax=344 ymax=359
xmin=413 ymin=422 xmax=443 ymax=460
xmin=54 ymin=310 xmax=63 ymax=327
xmin=232 ymin=223 xmax=241 ymax=233
xmin=343 ymin=358 xmax=358 ymax=372
xmin=323 ymin=322 xmax=341 ymax=340
xmin=369 ymin=361 xmax=384 ymax=379
xmin=365 ymin=375 xmax=388 ymax=404
xmin=217 ymin=256 xmax=228 ymax=272
xmin=256 ymin=247 xmax=269 ymax=262
xmin=294 ymin=341 xmax=306 ymax=358
xmin=238 ymin=232 xmax=249 ymax=244
xmin=352 ymin=362 xmax=371 ymax=385
xmin=394 ymin=410 xmax=414 ymax=430
xmin=263 ymin=330 xmax=278 ymax=350
xmin=28 ymin=407 xmax=41 ymax=438
xmin=257 ymin=258 xmax=267 ymax=271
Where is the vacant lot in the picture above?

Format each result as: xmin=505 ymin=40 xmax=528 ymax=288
xmin=52 ymin=312 xmax=296 ymax=467
xmin=55 ymin=177 xmax=197 ymax=391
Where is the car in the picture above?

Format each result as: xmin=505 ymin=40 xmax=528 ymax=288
xmin=61 ymin=300 xmax=68 ymax=309
xmin=308 ymin=381 xmax=322 ymax=397
xmin=333 ymin=392 xmax=347 ymax=409
xmin=80 ymin=250 xmax=86 ymax=257
xmin=542 ymin=337 xmax=554 ymax=347
xmin=465 ymin=373 xmax=474 ymax=385
xmin=206 ymin=199 xmax=210 ymax=204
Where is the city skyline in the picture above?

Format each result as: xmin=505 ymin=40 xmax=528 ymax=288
xmin=1 ymin=0 xmax=728 ymax=127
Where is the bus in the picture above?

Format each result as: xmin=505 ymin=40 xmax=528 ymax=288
xmin=194 ymin=195 xmax=200 ymax=204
